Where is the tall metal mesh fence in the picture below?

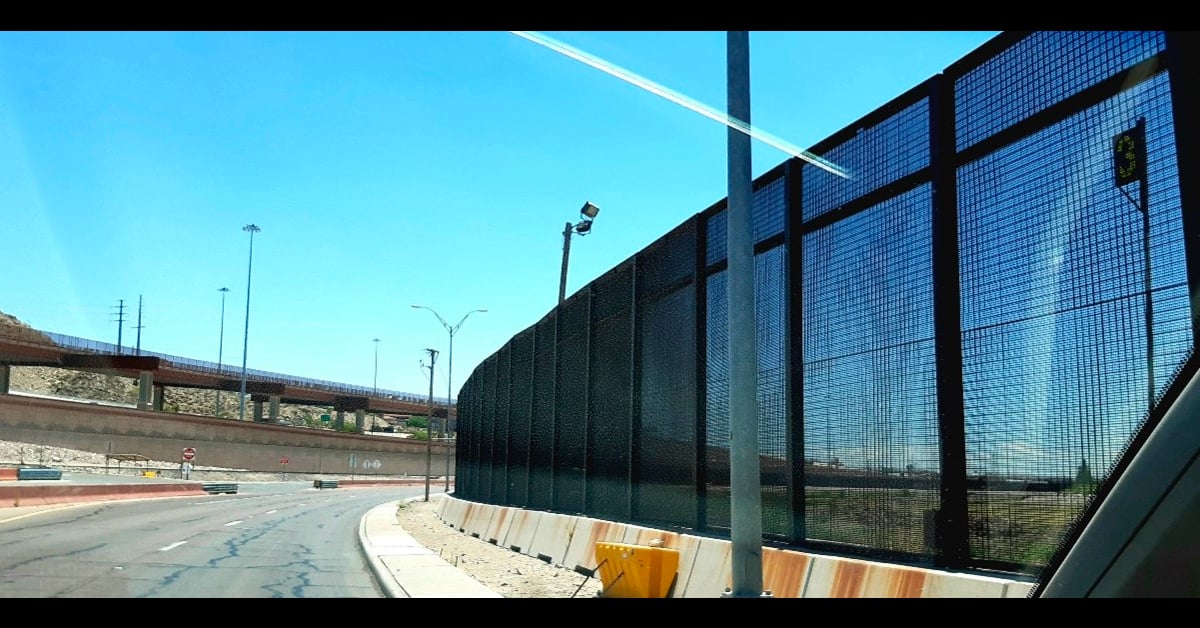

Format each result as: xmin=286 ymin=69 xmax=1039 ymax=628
xmin=704 ymin=267 xmax=731 ymax=531
xmin=529 ymin=313 xmax=557 ymax=509
xmin=587 ymin=264 xmax=634 ymax=521
xmin=802 ymin=185 xmax=940 ymax=558
xmin=491 ymin=346 xmax=509 ymax=504
xmin=506 ymin=330 xmax=533 ymax=507
xmin=954 ymin=31 xmax=1182 ymax=572
xmin=478 ymin=354 xmax=495 ymax=503
xmin=636 ymin=220 xmax=700 ymax=529
xmin=454 ymin=30 xmax=1196 ymax=577
xmin=554 ymin=292 xmax=589 ymax=513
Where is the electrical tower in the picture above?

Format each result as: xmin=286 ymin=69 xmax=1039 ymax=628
xmin=134 ymin=294 xmax=145 ymax=355
xmin=111 ymin=299 xmax=126 ymax=354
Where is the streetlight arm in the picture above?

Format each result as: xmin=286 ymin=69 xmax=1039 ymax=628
xmin=412 ymin=305 xmax=452 ymax=334
xmin=451 ymin=309 xmax=487 ymax=335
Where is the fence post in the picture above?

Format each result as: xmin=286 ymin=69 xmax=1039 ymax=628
xmin=930 ymin=72 xmax=970 ymax=569
xmin=1165 ymin=32 xmax=1200 ymax=351
xmin=783 ymin=157 xmax=807 ymax=546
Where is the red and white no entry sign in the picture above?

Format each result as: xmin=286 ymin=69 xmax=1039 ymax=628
xmin=182 ymin=447 xmax=196 ymax=461
xmin=280 ymin=457 xmax=289 ymax=465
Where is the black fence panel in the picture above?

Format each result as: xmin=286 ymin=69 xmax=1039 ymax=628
xmin=458 ymin=378 xmax=472 ymax=498
xmin=479 ymin=354 xmax=496 ymax=503
xmin=468 ymin=376 xmax=482 ymax=499
xmin=529 ymin=312 xmax=557 ymax=509
xmin=753 ymin=172 xmax=788 ymax=244
xmin=491 ymin=344 xmax=510 ymax=504
xmin=953 ymin=31 xmax=1167 ymax=154
xmin=587 ymin=264 xmax=634 ymax=521
xmin=637 ymin=222 xmax=699 ymax=529
xmin=801 ymin=185 xmax=940 ymax=559
xmin=554 ymin=292 xmax=589 ymax=513
xmin=755 ymin=245 xmax=791 ymax=539
xmin=802 ymin=92 xmax=930 ymax=223
xmin=955 ymin=34 xmax=1185 ymax=573
xmin=704 ymin=268 xmax=731 ymax=531
xmin=507 ymin=329 xmax=533 ymax=507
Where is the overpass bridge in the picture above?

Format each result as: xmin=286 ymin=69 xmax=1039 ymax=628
xmin=0 ymin=324 xmax=455 ymax=426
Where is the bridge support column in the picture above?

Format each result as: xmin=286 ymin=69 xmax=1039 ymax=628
xmin=335 ymin=410 xmax=344 ymax=429
xmin=253 ymin=398 xmax=265 ymax=422
xmin=137 ymin=371 xmax=153 ymax=410
xmin=0 ymin=364 xmax=9 ymax=394
xmin=269 ymin=395 xmax=280 ymax=422
xmin=354 ymin=408 xmax=365 ymax=432
xmin=152 ymin=384 xmax=165 ymax=412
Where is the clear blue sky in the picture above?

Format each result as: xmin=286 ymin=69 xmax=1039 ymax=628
xmin=0 ymin=31 xmax=1001 ymax=400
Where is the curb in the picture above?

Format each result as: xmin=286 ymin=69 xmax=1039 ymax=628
xmin=358 ymin=500 xmax=410 ymax=598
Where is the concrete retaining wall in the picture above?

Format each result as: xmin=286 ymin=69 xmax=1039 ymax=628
xmin=435 ymin=495 xmax=1037 ymax=598
xmin=0 ymin=394 xmax=453 ymax=475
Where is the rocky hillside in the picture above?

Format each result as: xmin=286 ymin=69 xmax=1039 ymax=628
xmin=1 ymin=308 xmax=390 ymax=431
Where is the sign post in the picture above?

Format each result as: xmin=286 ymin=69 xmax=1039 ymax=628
xmin=181 ymin=447 xmax=196 ymax=480
xmin=1114 ymin=117 xmax=1153 ymax=411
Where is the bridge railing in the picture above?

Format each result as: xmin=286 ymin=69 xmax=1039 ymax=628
xmin=2 ymin=326 xmax=449 ymax=407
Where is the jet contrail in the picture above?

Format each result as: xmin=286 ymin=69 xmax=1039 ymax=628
xmin=510 ymin=31 xmax=850 ymax=179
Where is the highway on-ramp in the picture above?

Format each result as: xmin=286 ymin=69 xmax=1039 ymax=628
xmin=0 ymin=483 xmax=426 ymax=597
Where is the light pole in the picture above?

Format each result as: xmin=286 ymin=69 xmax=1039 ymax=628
xmin=422 ymin=348 xmax=439 ymax=502
xmin=239 ymin=224 xmax=261 ymax=422
xmin=216 ymin=287 xmax=230 ymax=417
xmin=559 ymin=201 xmax=600 ymax=304
xmin=725 ymin=30 xmax=764 ymax=599
xmin=413 ymin=305 xmax=487 ymax=492
xmin=373 ymin=338 xmax=381 ymax=395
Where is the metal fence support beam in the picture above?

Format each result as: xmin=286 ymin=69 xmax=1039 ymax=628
xmin=783 ymin=157 xmax=807 ymax=545
xmin=930 ymin=73 xmax=970 ymax=569
xmin=1166 ymin=32 xmax=1200 ymax=350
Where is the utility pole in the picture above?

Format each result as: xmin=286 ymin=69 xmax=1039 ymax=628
xmin=111 ymin=299 xmax=126 ymax=354
xmin=134 ymin=294 xmax=145 ymax=355
xmin=422 ymin=348 xmax=439 ymax=502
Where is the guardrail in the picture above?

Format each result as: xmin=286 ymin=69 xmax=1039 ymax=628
xmin=201 ymin=482 xmax=238 ymax=495
xmin=313 ymin=479 xmax=339 ymax=489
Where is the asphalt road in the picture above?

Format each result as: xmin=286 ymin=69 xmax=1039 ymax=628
xmin=0 ymin=484 xmax=426 ymax=597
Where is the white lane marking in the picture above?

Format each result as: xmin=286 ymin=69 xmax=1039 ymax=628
xmin=159 ymin=541 xmax=187 ymax=552
xmin=265 ymin=509 xmax=278 ymax=515
xmin=224 ymin=520 xmax=243 ymax=526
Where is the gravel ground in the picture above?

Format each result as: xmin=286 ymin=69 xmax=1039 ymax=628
xmin=0 ymin=438 xmax=604 ymax=598
xmin=394 ymin=494 xmax=605 ymax=598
